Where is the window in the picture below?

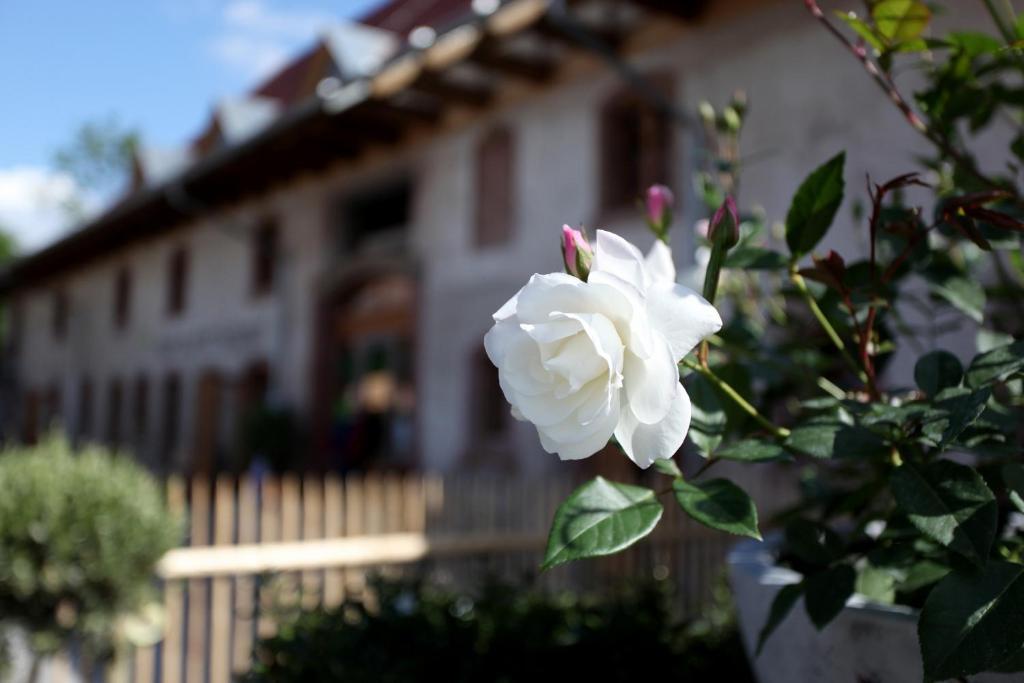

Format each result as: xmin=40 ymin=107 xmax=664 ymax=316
xmin=77 ymin=378 xmax=93 ymax=444
xmin=106 ymin=379 xmax=123 ymax=447
xmin=22 ymin=391 xmax=39 ymax=444
xmin=342 ymin=181 xmax=411 ymax=252
xmin=160 ymin=373 xmax=181 ymax=471
xmin=53 ymin=291 xmax=68 ymax=341
xmin=43 ymin=383 xmax=61 ymax=431
xmin=167 ymin=247 xmax=188 ymax=316
xmin=134 ymin=375 xmax=149 ymax=443
xmin=114 ymin=267 xmax=132 ymax=329
xmin=252 ymin=220 xmax=278 ymax=295
xmin=472 ymin=346 xmax=508 ymax=439
xmin=599 ymin=77 xmax=674 ymax=213
xmin=8 ymin=298 xmax=23 ymax=356
xmin=475 ymin=126 xmax=516 ymax=248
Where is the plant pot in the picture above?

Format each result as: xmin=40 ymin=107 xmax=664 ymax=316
xmin=727 ymin=536 xmax=1023 ymax=683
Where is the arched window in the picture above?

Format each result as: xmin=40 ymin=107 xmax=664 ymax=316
xmin=599 ymin=76 xmax=674 ymax=213
xmin=475 ymin=125 xmax=516 ymax=248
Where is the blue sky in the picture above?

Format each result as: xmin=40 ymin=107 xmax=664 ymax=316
xmin=0 ymin=0 xmax=386 ymax=251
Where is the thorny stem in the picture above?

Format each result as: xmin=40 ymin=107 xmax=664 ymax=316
xmin=804 ymin=0 xmax=1017 ymax=200
xmin=790 ymin=267 xmax=869 ymax=384
xmin=680 ymin=357 xmax=790 ymax=439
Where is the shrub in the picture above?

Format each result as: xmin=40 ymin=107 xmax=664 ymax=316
xmin=0 ymin=434 xmax=180 ymax=660
xmin=244 ymin=575 xmax=753 ymax=683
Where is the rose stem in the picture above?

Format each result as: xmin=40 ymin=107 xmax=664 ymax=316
xmin=680 ymin=358 xmax=790 ymax=440
xmin=789 ymin=267 xmax=868 ymax=385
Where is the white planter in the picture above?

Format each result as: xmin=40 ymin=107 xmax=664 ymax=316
xmin=727 ymin=537 xmax=1024 ymax=683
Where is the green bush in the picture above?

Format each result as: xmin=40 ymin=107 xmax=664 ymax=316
xmin=244 ymin=575 xmax=753 ymax=682
xmin=0 ymin=434 xmax=180 ymax=659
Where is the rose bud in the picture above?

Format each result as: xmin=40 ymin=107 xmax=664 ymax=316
xmin=709 ymin=196 xmax=740 ymax=249
xmin=646 ymin=184 xmax=675 ymax=238
xmin=561 ymin=224 xmax=593 ymax=281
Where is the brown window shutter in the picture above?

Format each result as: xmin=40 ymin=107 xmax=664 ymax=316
xmin=53 ymin=291 xmax=68 ymax=341
xmin=252 ymin=220 xmax=278 ymax=295
xmin=107 ymin=379 xmax=123 ymax=447
xmin=599 ymin=73 xmax=675 ymax=214
xmin=114 ymin=267 xmax=132 ymax=329
xmin=78 ymin=378 xmax=93 ymax=443
xmin=475 ymin=126 xmax=516 ymax=248
xmin=134 ymin=375 xmax=149 ymax=442
xmin=168 ymin=247 xmax=188 ymax=315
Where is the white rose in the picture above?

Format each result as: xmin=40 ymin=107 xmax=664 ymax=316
xmin=484 ymin=230 xmax=722 ymax=468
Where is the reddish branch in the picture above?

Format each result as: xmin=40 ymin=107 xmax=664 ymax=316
xmin=803 ymin=0 xmax=1017 ymax=201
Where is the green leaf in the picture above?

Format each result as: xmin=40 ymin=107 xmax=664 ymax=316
xmin=715 ymin=439 xmax=792 ymax=463
xmin=914 ymin=350 xmax=963 ymax=396
xmin=541 ymin=477 xmax=663 ymax=570
xmin=835 ymin=10 xmax=886 ymax=52
xmin=785 ymin=519 xmax=844 ymax=567
xmin=672 ymin=478 xmax=761 ymax=540
xmin=785 ymin=152 xmax=846 ymax=257
xmin=755 ymin=583 xmax=802 ymax=656
xmin=1004 ymin=463 xmax=1024 ymax=514
xmin=652 ymin=458 xmax=681 ymax=478
xmin=890 ymin=460 xmax=997 ymax=565
xmin=919 ymin=561 xmax=1024 ymax=681
xmin=872 ymin=0 xmax=931 ymax=43
xmin=898 ymin=560 xmax=950 ymax=593
xmin=687 ymin=373 xmax=726 ymax=458
xmin=855 ymin=565 xmax=896 ymax=604
xmin=804 ymin=564 xmax=856 ymax=630
xmin=783 ymin=421 xmax=886 ymax=460
xmin=723 ymin=246 xmax=788 ymax=270
xmin=920 ymin=386 xmax=991 ymax=448
xmin=930 ymin=275 xmax=985 ymax=323
xmin=965 ymin=340 xmax=1024 ymax=388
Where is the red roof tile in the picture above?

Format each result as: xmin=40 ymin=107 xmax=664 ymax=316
xmin=362 ymin=0 xmax=472 ymax=36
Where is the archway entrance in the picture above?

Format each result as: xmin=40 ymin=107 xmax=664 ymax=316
xmin=313 ymin=269 xmax=417 ymax=472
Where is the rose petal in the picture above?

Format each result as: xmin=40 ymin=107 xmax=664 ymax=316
xmin=622 ymin=332 xmax=677 ymax=424
xmin=538 ymin=392 xmax=620 ymax=461
xmin=646 ymin=282 xmax=723 ymax=360
xmin=645 ymin=240 xmax=676 ymax=285
xmin=592 ymin=230 xmax=648 ymax=291
xmin=614 ymin=382 xmax=692 ymax=468
xmin=514 ymin=273 xmax=590 ymax=324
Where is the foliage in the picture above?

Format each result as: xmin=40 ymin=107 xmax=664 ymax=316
xmin=244 ymin=575 xmax=753 ymax=683
xmin=53 ymin=116 xmax=138 ymax=214
xmin=540 ymin=2 xmax=1024 ymax=679
xmin=0 ymin=435 xmax=180 ymax=660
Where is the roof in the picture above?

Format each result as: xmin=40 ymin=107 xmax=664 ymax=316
xmin=362 ymin=0 xmax=473 ymax=35
xmin=0 ymin=0 xmax=708 ymax=293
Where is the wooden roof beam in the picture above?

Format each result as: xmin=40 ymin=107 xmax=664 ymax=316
xmin=627 ymin=0 xmax=710 ymax=21
xmin=411 ymin=72 xmax=493 ymax=108
xmin=469 ymin=41 xmax=556 ymax=83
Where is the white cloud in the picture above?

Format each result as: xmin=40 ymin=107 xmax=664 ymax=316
xmin=0 ymin=166 xmax=99 ymax=254
xmin=208 ymin=0 xmax=335 ymax=80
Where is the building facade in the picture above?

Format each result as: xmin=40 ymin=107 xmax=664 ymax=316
xmin=0 ymin=0 xmax=1000 ymax=474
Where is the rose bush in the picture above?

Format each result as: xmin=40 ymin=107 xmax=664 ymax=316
xmin=489 ymin=1 xmax=1024 ymax=679
xmin=485 ymin=230 xmax=720 ymax=467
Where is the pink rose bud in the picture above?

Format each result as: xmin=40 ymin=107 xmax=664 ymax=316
xmin=646 ymin=185 xmax=675 ymax=236
xmin=561 ymin=224 xmax=593 ymax=281
xmin=709 ymin=196 xmax=740 ymax=248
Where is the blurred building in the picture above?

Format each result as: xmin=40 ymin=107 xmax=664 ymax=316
xmin=0 ymin=0 xmax=997 ymax=474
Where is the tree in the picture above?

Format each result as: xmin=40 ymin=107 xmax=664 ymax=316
xmin=53 ymin=116 xmax=139 ymax=206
